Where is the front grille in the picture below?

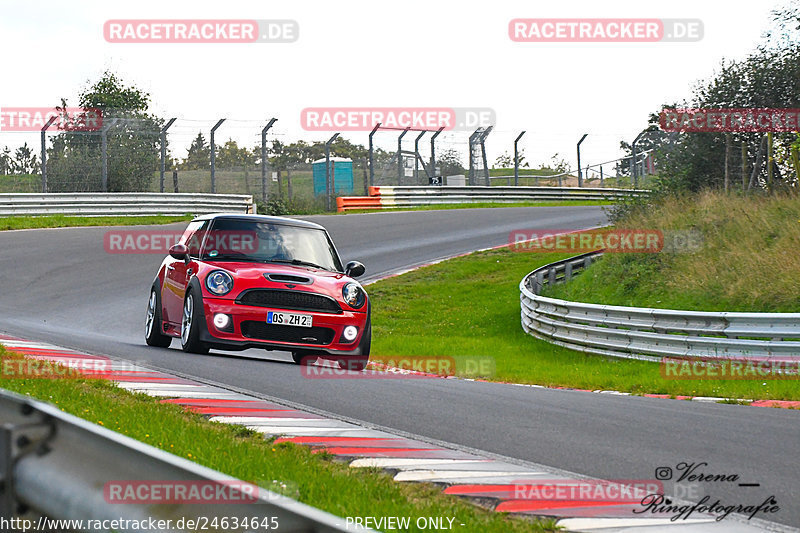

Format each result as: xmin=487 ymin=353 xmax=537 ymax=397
xmin=237 ymin=289 xmax=342 ymax=314
xmin=240 ymin=321 xmax=335 ymax=345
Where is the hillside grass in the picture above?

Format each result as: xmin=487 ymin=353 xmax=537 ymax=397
xmin=546 ymin=191 xmax=800 ymax=312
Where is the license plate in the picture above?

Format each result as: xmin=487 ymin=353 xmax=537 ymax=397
xmin=267 ymin=311 xmax=313 ymax=328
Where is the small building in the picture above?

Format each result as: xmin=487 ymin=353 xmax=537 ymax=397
xmin=311 ymin=157 xmax=354 ymax=197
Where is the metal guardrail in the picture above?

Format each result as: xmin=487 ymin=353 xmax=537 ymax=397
xmin=0 ymin=193 xmax=255 ymax=217
xmin=337 ymin=186 xmax=650 ymax=211
xmin=520 ymin=252 xmax=800 ymax=361
xmin=0 ymin=388 xmax=363 ymax=532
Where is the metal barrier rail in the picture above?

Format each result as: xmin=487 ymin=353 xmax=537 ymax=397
xmin=520 ymin=252 xmax=800 ymax=361
xmin=0 ymin=388 xmax=362 ymax=532
xmin=337 ymin=186 xmax=649 ymax=211
xmin=0 ymin=193 xmax=254 ymax=217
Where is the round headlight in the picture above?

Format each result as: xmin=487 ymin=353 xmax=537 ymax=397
xmin=205 ymin=270 xmax=234 ymax=296
xmin=342 ymin=282 xmax=365 ymax=309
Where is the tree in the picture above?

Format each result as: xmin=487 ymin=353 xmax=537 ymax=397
xmin=495 ymin=149 xmax=528 ymax=169
xmin=47 ymin=71 xmax=163 ymax=192
xmin=12 ymin=143 xmax=39 ymax=174
xmin=182 ymin=133 xmax=211 ymax=170
xmin=436 ymin=148 xmax=465 ymax=177
xmin=215 ymin=139 xmax=254 ymax=169
xmin=0 ymin=146 xmax=11 ymax=175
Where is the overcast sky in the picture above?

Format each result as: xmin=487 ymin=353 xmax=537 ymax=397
xmin=0 ymin=0 xmax=785 ymax=173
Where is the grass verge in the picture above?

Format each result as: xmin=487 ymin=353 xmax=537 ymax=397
xmin=546 ymin=191 xmax=800 ymax=312
xmin=368 ymin=246 xmax=800 ymax=401
xmin=0 ymin=347 xmax=556 ymax=532
xmin=0 ymin=215 xmax=194 ymax=231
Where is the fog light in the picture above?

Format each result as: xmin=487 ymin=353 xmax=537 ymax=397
xmin=213 ymin=313 xmax=231 ymax=330
xmin=342 ymin=326 xmax=358 ymax=342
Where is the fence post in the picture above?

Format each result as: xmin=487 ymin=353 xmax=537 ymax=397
xmin=576 ymin=133 xmax=588 ymax=187
xmin=430 ymin=127 xmax=444 ymax=185
xmin=325 ymin=133 xmax=339 ymax=211
xmin=631 ymin=130 xmax=646 ymax=189
xmin=414 ymin=131 xmax=426 ymax=183
xmin=741 ymin=141 xmax=747 ymax=191
xmin=368 ymin=123 xmax=380 ymax=187
xmin=172 ymin=170 xmax=179 ymax=193
xmin=397 ymin=128 xmax=409 ymax=184
xmin=159 ymin=118 xmax=177 ymax=193
xmin=480 ymin=126 xmax=492 ymax=186
xmin=100 ymin=119 xmax=118 ymax=193
xmin=261 ymin=118 xmax=278 ymax=206
xmin=210 ymin=119 xmax=226 ymax=194
xmin=514 ymin=131 xmax=525 ymax=186
xmin=40 ymin=115 xmax=58 ymax=193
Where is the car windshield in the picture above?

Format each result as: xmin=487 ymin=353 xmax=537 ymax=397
xmin=194 ymin=219 xmax=343 ymax=272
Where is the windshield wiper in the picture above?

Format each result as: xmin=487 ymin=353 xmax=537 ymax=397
xmin=269 ymin=258 xmax=329 ymax=270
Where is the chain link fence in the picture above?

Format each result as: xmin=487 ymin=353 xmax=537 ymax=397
xmin=0 ymin=116 xmax=656 ymax=212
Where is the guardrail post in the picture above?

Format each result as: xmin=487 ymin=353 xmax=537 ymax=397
xmin=40 ymin=115 xmax=58 ymax=193
xmin=159 ymin=118 xmax=177 ymax=193
xmin=430 ymin=127 xmax=444 ymax=185
xmin=261 ymin=118 xmax=278 ymax=206
xmin=210 ymin=119 xmax=226 ymax=193
xmin=514 ymin=131 xmax=526 ymax=186
xmin=325 ymin=133 xmax=340 ymax=211
xmin=368 ymin=123 xmax=381 ymax=187
xmin=576 ymin=133 xmax=588 ymax=187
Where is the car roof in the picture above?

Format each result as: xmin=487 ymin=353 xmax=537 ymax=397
xmin=192 ymin=213 xmax=326 ymax=231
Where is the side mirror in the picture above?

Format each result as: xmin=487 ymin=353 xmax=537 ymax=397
xmin=169 ymin=243 xmax=188 ymax=261
xmin=344 ymin=260 xmax=365 ymax=278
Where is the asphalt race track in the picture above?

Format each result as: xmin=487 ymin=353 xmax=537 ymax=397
xmin=1 ymin=206 xmax=798 ymax=529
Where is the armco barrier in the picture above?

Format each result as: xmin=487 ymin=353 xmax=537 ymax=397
xmin=0 ymin=193 xmax=254 ymax=217
xmin=337 ymin=186 xmax=650 ymax=211
xmin=0 ymin=388 xmax=361 ymax=531
xmin=520 ymin=252 xmax=800 ymax=361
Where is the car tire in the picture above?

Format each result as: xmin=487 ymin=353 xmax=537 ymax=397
xmin=292 ymin=352 xmax=318 ymax=365
xmin=145 ymin=285 xmax=172 ymax=348
xmin=337 ymin=316 xmax=371 ymax=371
xmin=181 ymin=289 xmax=210 ymax=355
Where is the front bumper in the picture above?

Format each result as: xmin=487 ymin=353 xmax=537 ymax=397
xmin=198 ymin=297 xmax=369 ymax=356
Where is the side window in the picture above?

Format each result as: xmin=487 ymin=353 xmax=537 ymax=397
xmin=180 ymin=221 xmax=208 ymax=258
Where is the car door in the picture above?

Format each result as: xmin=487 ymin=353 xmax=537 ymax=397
xmin=162 ymin=220 xmax=207 ymax=326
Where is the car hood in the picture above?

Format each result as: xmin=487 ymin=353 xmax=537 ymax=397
xmin=198 ymin=261 xmax=355 ymax=299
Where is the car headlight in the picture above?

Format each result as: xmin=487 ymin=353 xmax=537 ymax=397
xmin=205 ymin=270 xmax=234 ymax=296
xmin=342 ymin=282 xmax=365 ymax=309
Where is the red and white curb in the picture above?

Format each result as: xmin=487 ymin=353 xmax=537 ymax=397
xmin=0 ymin=334 xmax=792 ymax=533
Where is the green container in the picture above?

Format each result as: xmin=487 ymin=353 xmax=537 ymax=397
xmin=312 ymin=158 xmax=354 ymax=196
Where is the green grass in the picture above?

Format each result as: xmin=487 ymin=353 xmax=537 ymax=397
xmin=0 ymin=214 xmax=194 ymax=231
xmin=367 ymin=246 xmax=800 ymax=401
xmin=0 ymin=347 xmax=556 ymax=532
xmin=545 ymin=191 xmax=800 ymax=312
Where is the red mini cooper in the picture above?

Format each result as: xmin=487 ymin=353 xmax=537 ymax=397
xmin=145 ymin=214 xmax=370 ymax=370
